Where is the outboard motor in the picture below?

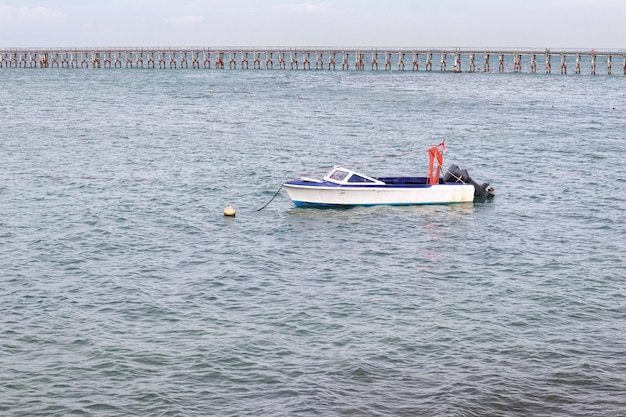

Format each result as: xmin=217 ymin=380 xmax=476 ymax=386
xmin=443 ymin=164 xmax=495 ymax=198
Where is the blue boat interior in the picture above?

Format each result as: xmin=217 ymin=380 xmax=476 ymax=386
xmin=288 ymin=176 xmax=454 ymax=187
xmin=377 ymin=176 xmax=446 ymax=185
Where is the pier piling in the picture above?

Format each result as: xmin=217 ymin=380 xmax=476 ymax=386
xmin=291 ymin=51 xmax=299 ymax=70
xmin=253 ymin=52 xmax=261 ymax=69
xmin=328 ymin=52 xmax=336 ymax=71
xmin=454 ymin=53 xmax=461 ymax=72
xmin=278 ymin=52 xmax=286 ymax=70
xmin=591 ymin=52 xmax=596 ymax=75
xmin=316 ymin=52 xmax=324 ymax=70
xmin=398 ymin=52 xmax=405 ymax=71
xmin=356 ymin=52 xmax=365 ymax=71
xmin=513 ymin=53 xmax=521 ymax=72
xmin=426 ymin=53 xmax=433 ymax=71
xmin=264 ymin=51 xmax=272 ymax=69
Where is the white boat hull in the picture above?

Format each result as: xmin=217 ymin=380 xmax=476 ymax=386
xmin=283 ymin=183 xmax=475 ymax=207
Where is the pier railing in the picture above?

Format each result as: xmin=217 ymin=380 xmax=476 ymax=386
xmin=1 ymin=47 xmax=625 ymax=75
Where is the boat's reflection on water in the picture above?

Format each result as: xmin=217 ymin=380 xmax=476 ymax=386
xmin=281 ymin=201 xmax=493 ymax=266
xmin=284 ymin=200 xmax=493 ymax=224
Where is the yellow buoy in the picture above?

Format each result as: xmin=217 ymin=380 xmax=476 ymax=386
xmin=223 ymin=206 xmax=236 ymax=217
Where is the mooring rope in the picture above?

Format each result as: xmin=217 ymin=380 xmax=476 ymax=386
xmin=256 ymin=183 xmax=284 ymax=211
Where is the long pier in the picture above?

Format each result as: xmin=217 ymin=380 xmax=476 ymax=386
xmin=1 ymin=47 xmax=625 ymax=75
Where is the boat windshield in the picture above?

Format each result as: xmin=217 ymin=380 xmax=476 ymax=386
xmin=325 ymin=168 xmax=385 ymax=185
xmin=328 ymin=169 xmax=349 ymax=181
xmin=347 ymin=174 xmax=376 ymax=183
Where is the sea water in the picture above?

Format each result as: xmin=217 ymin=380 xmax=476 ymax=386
xmin=1 ymin=67 xmax=625 ymax=416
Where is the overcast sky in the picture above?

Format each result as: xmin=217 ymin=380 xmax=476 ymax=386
xmin=0 ymin=0 xmax=624 ymax=49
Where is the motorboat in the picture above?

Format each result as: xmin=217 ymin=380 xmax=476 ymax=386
xmin=283 ymin=143 xmax=494 ymax=208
